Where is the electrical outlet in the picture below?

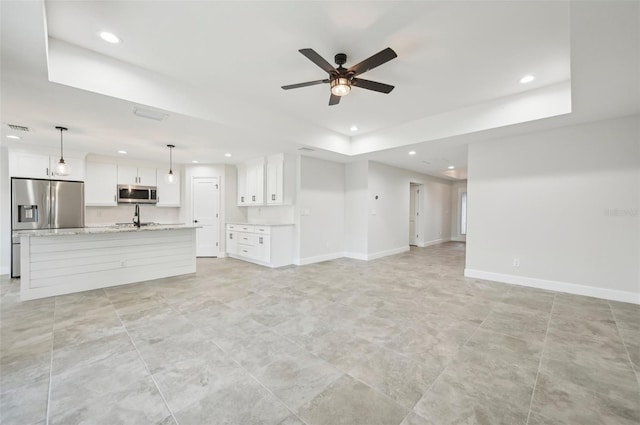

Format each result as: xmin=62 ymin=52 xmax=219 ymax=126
xmin=512 ymin=258 xmax=520 ymax=267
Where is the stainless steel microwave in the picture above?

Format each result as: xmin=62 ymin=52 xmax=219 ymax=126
xmin=117 ymin=185 xmax=157 ymax=204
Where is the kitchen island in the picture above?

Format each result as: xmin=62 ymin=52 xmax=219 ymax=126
xmin=16 ymin=225 xmax=197 ymax=301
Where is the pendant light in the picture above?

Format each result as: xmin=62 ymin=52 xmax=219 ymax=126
xmin=54 ymin=126 xmax=70 ymax=176
xmin=165 ymin=144 xmax=176 ymax=184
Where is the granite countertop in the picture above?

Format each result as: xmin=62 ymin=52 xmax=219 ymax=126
xmin=226 ymin=222 xmax=294 ymax=226
xmin=13 ymin=224 xmax=199 ymax=238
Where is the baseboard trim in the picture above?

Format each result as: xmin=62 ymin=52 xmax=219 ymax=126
xmin=294 ymin=252 xmax=344 ymax=266
xmin=0 ymin=267 xmax=9 ymax=276
xmin=343 ymin=252 xmax=368 ymax=261
xmin=418 ymin=238 xmax=451 ymax=248
xmin=366 ymin=246 xmax=411 ymax=261
xmin=464 ymin=269 xmax=640 ymax=305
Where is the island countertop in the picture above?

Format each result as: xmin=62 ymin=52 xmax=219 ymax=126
xmin=13 ymin=224 xmax=199 ymax=238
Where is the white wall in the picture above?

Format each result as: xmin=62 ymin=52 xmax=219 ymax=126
xmin=344 ymin=161 xmax=369 ymax=258
xmin=0 ymin=146 xmax=11 ymax=274
xmin=466 ymin=114 xmax=640 ymax=303
xmin=450 ymin=181 xmax=468 ymax=242
xmin=296 ymin=156 xmax=345 ymax=264
xmin=367 ymin=161 xmax=412 ymax=257
xmin=342 ymin=160 xmax=454 ymax=260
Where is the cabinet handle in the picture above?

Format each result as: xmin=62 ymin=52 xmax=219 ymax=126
xmin=241 ymin=196 xmax=244 ymax=202
xmin=272 ymin=194 xmax=276 ymax=201
xmin=46 ymin=167 xmax=49 ymax=176
xmin=243 ymin=250 xmax=248 ymax=253
xmin=229 ymin=234 xmax=233 ymax=239
xmin=259 ymin=237 xmax=263 ymax=244
xmin=252 ymin=195 xmax=256 ymax=201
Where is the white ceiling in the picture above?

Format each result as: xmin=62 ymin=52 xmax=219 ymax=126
xmin=1 ymin=1 xmax=637 ymax=181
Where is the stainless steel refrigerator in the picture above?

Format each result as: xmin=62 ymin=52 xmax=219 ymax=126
xmin=11 ymin=178 xmax=85 ymax=277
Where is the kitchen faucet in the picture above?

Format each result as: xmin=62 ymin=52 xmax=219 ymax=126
xmin=133 ymin=203 xmax=141 ymax=228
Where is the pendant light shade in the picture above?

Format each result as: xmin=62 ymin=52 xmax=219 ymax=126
xmin=55 ymin=126 xmax=70 ymax=176
xmin=165 ymin=144 xmax=176 ymax=184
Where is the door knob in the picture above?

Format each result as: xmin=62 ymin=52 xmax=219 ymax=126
xmin=194 ymin=220 xmax=199 ymax=223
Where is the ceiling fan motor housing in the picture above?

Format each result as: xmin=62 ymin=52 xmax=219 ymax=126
xmin=334 ymin=53 xmax=347 ymax=66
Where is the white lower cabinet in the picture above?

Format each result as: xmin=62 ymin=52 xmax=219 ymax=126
xmin=226 ymin=224 xmax=292 ymax=267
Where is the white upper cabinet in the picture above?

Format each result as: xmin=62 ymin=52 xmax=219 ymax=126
xmin=117 ymin=166 xmax=157 ymax=186
xmin=85 ymin=162 xmax=118 ymax=206
xmin=246 ymin=158 xmax=265 ymax=205
xmin=9 ymin=151 xmax=85 ymax=181
xmin=156 ymin=169 xmax=181 ymax=207
xmin=239 ymin=158 xmax=264 ymax=206
xmin=237 ymin=163 xmax=247 ymax=206
xmin=237 ymin=154 xmax=294 ymax=207
xmin=265 ymin=153 xmax=294 ymax=205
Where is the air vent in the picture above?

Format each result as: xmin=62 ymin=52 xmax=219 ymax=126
xmin=7 ymin=124 xmax=29 ymax=132
xmin=298 ymin=147 xmax=315 ymax=152
xmin=133 ymin=107 xmax=168 ymax=121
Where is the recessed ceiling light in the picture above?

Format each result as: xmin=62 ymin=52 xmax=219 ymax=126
xmin=99 ymin=31 xmax=121 ymax=44
xmin=448 ymin=165 xmax=455 ymax=169
xmin=192 ymin=160 xmax=199 ymax=163
xmin=117 ymin=150 xmax=127 ymax=154
xmin=224 ymin=153 xmax=232 ymax=157
xmin=6 ymin=135 xmax=20 ymax=140
xmin=408 ymin=151 xmax=416 ymax=156
xmin=520 ymin=75 xmax=535 ymax=84
xmin=350 ymin=125 xmax=358 ymax=132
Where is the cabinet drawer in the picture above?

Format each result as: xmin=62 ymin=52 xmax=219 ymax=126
xmin=237 ymin=224 xmax=255 ymax=233
xmin=238 ymin=232 xmax=258 ymax=246
xmin=255 ymin=226 xmax=271 ymax=235
xmin=237 ymin=244 xmax=258 ymax=260
xmin=227 ymin=224 xmax=237 ymax=231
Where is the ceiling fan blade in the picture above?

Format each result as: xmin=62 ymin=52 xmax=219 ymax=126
xmin=329 ymin=93 xmax=341 ymax=106
xmin=281 ymin=79 xmax=329 ymax=90
xmin=352 ymin=78 xmax=395 ymax=94
xmin=348 ymin=47 xmax=397 ymax=76
xmin=299 ymin=48 xmax=336 ymax=74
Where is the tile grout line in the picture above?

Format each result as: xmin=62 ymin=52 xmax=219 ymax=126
xmin=44 ymin=296 xmax=57 ymax=425
xmin=398 ymin=302 xmax=497 ymax=424
xmin=607 ymin=300 xmax=640 ymax=386
xmin=524 ymin=294 xmax=555 ymax=425
xmin=104 ymin=289 xmax=181 ymax=425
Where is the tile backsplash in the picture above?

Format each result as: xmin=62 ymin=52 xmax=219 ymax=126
xmin=86 ymin=205 xmax=181 ymax=226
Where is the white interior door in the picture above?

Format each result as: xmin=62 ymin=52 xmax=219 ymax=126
xmin=193 ymin=177 xmax=219 ymax=257
xmin=409 ymin=185 xmax=420 ymax=245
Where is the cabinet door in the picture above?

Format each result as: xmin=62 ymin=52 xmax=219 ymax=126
xmin=226 ymin=231 xmax=238 ymax=255
xmin=51 ymin=156 xmax=85 ymax=182
xmin=9 ymin=152 xmax=51 ymax=179
xmin=156 ymin=169 xmax=180 ymax=207
xmin=257 ymin=234 xmax=271 ymax=263
xmin=237 ymin=164 xmax=247 ymax=206
xmin=85 ymin=162 xmax=118 ymax=206
xmin=246 ymin=163 xmax=257 ymax=204
xmin=117 ymin=165 xmax=138 ymax=185
xmin=266 ymin=156 xmax=283 ymax=205
xmin=137 ymin=167 xmax=157 ymax=186
xmin=254 ymin=161 xmax=265 ymax=204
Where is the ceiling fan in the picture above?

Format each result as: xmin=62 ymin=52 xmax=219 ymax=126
xmin=282 ymin=47 xmax=397 ymax=106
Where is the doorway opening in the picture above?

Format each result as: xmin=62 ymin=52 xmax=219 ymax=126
xmin=409 ymin=183 xmax=422 ymax=246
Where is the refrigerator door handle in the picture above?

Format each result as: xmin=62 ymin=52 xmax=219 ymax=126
xmin=48 ymin=183 xmax=54 ymax=228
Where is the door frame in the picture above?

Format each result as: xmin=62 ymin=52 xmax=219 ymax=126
xmin=409 ymin=183 xmax=422 ymax=246
xmin=191 ymin=176 xmax=220 ymax=257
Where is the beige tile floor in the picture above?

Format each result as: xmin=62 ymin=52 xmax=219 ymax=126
xmin=1 ymin=242 xmax=639 ymax=425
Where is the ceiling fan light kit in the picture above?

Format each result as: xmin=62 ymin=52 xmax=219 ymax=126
xmin=282 ymin=47 xmax=397 ymax=105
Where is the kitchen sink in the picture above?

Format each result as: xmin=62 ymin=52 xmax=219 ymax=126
xmin=115 ymin=222 xmax=161 ymax=227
